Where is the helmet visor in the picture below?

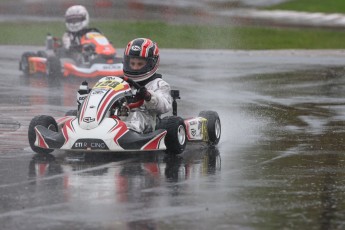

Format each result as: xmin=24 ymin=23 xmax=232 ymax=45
xmin=66 ymin=15 xmax=86 ymax=23
xmin=123 ymin=56 xmax=155 ymax=75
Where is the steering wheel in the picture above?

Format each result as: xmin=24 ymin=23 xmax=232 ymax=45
xmin=120 ymin=76 xmax=141 ymax=89
xmin=120 ymin=76 xmax=144 ymax=109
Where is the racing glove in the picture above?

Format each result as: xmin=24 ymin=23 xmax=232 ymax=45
xmin=119 ymin=105 xmax=130 ymax=116
xmin=136 ymin=86 xmax=151 ymax=101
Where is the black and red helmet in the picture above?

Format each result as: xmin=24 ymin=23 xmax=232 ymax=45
xmin=123 ymin=38 xmax=160 ymax=82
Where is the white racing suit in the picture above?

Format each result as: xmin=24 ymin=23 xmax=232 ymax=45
xmin=61 ymin=31 xmax=83 ymax=61
xmin=125 ymin=77 xmax=172 ymax=133
xmin=62 ymin=32 xmax=79 ymax=50
xmin=62 ymin=28 xmax=101 ymax=52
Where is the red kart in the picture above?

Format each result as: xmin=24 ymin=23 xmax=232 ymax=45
xmin=19 ymin=31 xmax=123 ymax=79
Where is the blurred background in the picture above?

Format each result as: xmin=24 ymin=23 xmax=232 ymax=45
xmin=2 ymin=0 xmax=345 ymax=49
xmin=0 ymin=0 xmax=289 ymax=19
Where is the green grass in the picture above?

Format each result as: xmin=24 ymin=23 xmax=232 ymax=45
xmin=3 ymin=20 xmax=239 ymax=49
xmin=235 ymin=26 xmax=345 ymax=49
xmin=268 ymin=0 xmax=345 ymax=13
xmin=4 ymin=20 xmax=345 ymax=49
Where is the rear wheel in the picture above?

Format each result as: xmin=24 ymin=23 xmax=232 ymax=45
xmin=46 ymin=56 xmax=62 ymax=79
xmin=156 ymin=116 xmax=187 ymax=155
xmin=19 ymin=52 xmax=37 ymax=74
xmin=198 ymin=111 xmax=221 ymax=145
xmin=37 ymin=50 xmax=48 ymax=58
xmin=28 ymin=115 xmax=58 ymax=154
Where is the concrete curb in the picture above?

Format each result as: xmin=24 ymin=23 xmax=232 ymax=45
xmin=217 ymin=9 xmax=345 ymax=28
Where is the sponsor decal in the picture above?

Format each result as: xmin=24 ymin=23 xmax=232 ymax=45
xmin=94 ymin=80 xmax=122 ymax=89
xmin=74 ymin=142 xmax=86 ymax=148
xmin=131 ymin=45 xmax=141 ymax=51
xmin=189 ymin=120 xmax=197 ymax=125
xmin=102 ymin=64 xmax=122 ymax=70
xmin=83 ymin=117 xmax=95 ymax=123
xmin=201 ymin=118 xmax=208 ymax=142
xmin=198 ymin=121 xmax=202 ymax=130
xmin=191 ymin=128 xmax=196 ymax=136
xmin=92 ymin=89 xmax=106 ymax=95
xmin=105 ymin=76 xmax=117 ymax=81
xmin=79 ymin=96 xmax=87 ymax=100
xmin=72 ymin=139 xmax=109 ymax=150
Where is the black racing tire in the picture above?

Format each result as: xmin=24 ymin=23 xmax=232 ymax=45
xmin=46 ymin=56 xmax=62 ymax=79
xmin=198 ymin=111 xmax=221 ymax=146
xmin=28 ymin=115 xmax=58 ymax=154
xmin=55 ymin=47 xmax=67 ymax=58
xmin=65 ymin=109 xmax=77 ymax=116
xmin=37 ymin=50 xmax=48 ymax=58
xmin=19 ymin=52 xmax=37 ymax=74
xmin=156 ymin=116 xmax=187 ymax=155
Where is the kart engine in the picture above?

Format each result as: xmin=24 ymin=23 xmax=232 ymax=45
xmin=82 ymin=43 xmax=96 ymax=63
xmin=112 ymin=97 xmax=130 ymax=118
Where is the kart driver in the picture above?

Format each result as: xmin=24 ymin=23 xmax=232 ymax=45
xmin=123 ymin=38 xmax=172 ymax=133
xmin=62 ymin=5 xmax=101 ymax=55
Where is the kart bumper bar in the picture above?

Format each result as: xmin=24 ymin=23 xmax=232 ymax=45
xmin=35 ymin=124 xmax=167 ymax=152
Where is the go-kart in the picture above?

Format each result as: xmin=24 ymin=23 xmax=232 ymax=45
xmin=28 ymin=76 xmax=221 ymax=155
xmin=19 ymin=30 xmax=123 ymax=79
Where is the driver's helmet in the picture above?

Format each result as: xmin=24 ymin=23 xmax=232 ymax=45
xmin=65 ymin=5 xmax=89 ymax=33
xmin=123 ymin=38 xmax=160 ymax=82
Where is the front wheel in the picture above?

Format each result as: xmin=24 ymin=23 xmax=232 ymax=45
xmin=199 ymin=111 xmax=221 ymax=145
xmin=156 ymin=116 xmax=187 ymax=155
xmin=28 ymin=115 xmax=58 ymax=154
xmin=46 ymin=56 xmax=62 ymax=79
xmin=37 ymin=50 xmax=48 ymax=58
xmin=19 ymin=52 xmax=37 ymax=74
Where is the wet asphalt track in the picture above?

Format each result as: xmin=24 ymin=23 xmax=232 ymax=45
xmin=1 ymin=46 xmax=345 ymax=229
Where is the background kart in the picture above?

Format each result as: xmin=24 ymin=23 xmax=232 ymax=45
xmin=19 ymin=30 xmax=123 ymax=79
xmin=28 ymin=76 xmax=221 ymax=155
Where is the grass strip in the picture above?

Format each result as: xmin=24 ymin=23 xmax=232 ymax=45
xmin=267 ymin=0 xmax=345 ymax=13
xmin=3 ymin=20 xmax=345 ymax=50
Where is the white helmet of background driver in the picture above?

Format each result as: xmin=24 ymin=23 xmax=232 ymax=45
xmin=65 ymin=5 xmax=89 ymax=33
